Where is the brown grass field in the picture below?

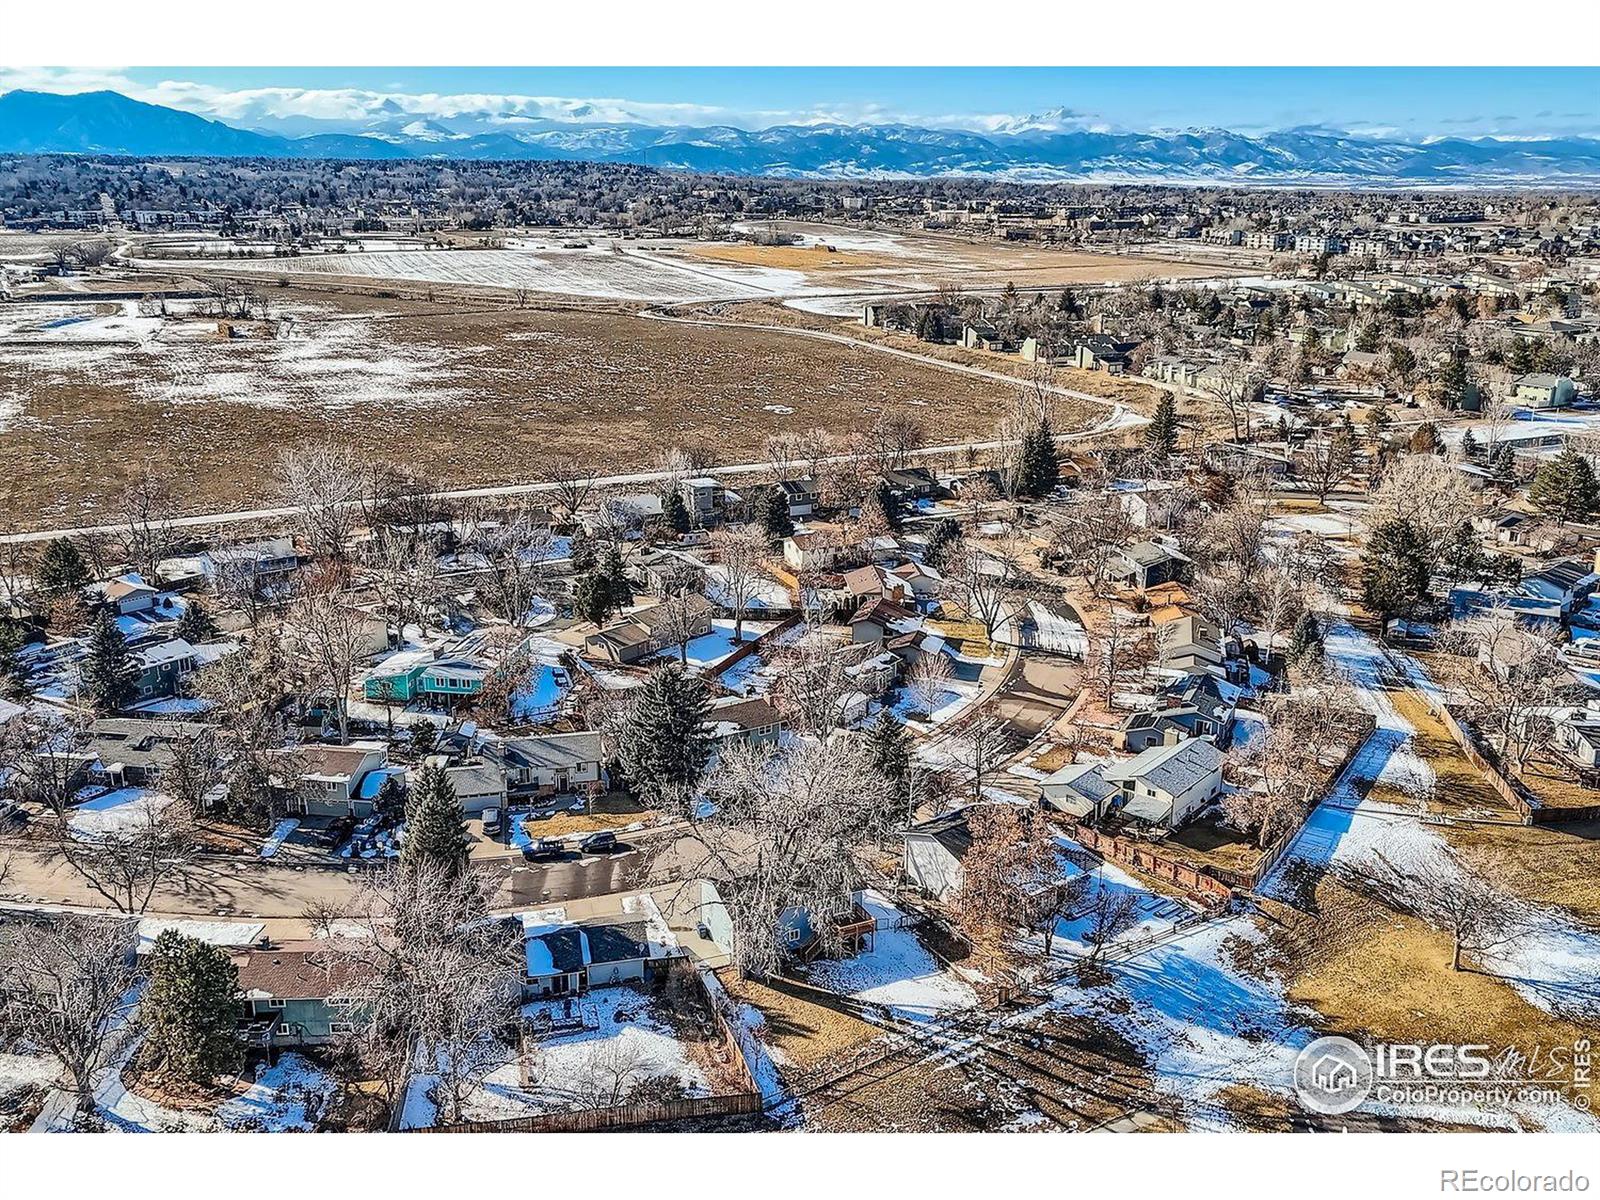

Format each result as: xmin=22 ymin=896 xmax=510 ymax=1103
xmin=0 ymin=286 xmax=1093 ymax=530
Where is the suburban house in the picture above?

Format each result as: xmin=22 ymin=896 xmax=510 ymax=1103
xmin=1102 ymin=737 xmax=1226 ymax=829
xmin=430 ymin=756 xmax=508 ymax=816
xmin=705 ymin=696 xmax=787 ymax=749
xmin=960 ymin=320 xmax=1008 ymax=352
xmin=1518 ymin=559 xmax=1599 ymax=618
xmin=234 ymin=944 xmax=372 ymax=1047
xmin=493 ymin=732 xmax=605 ymax=797
xmin=363 ymin=650 xmax=491 ymax=703
xmin=903 ymin=808 xmax=972 ymax=901
xmin=843 ymin=564 xmax=913 ymax=607
xmin=1070 ymin=334 xmax=1139 ymax=373
xmin=1108 ymin=540 xmax=1190 ymax=593
xmin=521 ymin=895 xmax=681 ymax=998
xmin=849 ymin=597 xmax=925 ymax=648
xmin=1551 ymin=704 xmax=1600 ymax=773
xmin=277 ymin=741 xmax=389 ymax=818
xmin=98 ymin=577 xmax=160 ymax=617
xmin=584 ymin=593 xmax=715 ymax=664
xmin=131 ymin=638 xmax=199 ymax=702
xmin=632 ymin=547 xmax=707 ymax=596
xmin=1511 ymin=373 xmax=1578 ymax=409
xmin=1039 ymin=759 xmax=1120 ymax=821
xmin=777 ymin=477 xmax=820 ymax=518
xmin=84 ymin=717 xmax=216 ymax=789
xmin=677 ymin=476 xmax=722 ymax=527
xmin=782 ymin=523 xmax=849 ymax=574
xmin=159 ymin=536 xmax=301 ymax=593
xmin=1115 ymin=673 xmax=1239 ymax=751
xmin=1152 ymin=614 xmax=1227 ymax=677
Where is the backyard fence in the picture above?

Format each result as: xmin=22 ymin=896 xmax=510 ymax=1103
xmin=410 ymin=1091 xmax=763 ymax=1134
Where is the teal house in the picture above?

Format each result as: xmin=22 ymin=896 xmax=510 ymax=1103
xmin=364 ymin=654 xmax=490 ymax=704
xmin=234 ymin=944 xmax=372 ymax=1048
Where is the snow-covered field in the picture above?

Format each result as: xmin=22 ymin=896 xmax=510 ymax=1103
xmin=178 ymin=245 xmax=819 ymax=304
xmin=805 ymin=925 xmax=979 ymax=1024
xmin=69 ymin=788 xmax=174 ymax=839
xmin=399 ymin=987 xmax=715 ymax=1128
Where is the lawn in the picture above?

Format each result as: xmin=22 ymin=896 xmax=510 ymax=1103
xmin=1365 ymin=688 xmax=1515 ymax=818
xmin=1164 ymin=817 xmax=1268 ymax=877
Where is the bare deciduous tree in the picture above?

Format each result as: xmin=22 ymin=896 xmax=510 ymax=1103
xmin=276 ymin=443 xmax=361 ymax=564
xmin=289 ymin=580 xmax=371 ymax=744
xmin=1336 ymin=846 xmax=1528 ymax=972
xmin=708 ymin=527 xmax=769 ymax=644
xmin=0 ymin=915 xmax=142 ymax=1125
xmin=769 ymin=628 xmax=865 ymax=738
xmin=535 ymin=455 xmax=600 ymax=524
xmin=905 ymin=651 xmax=954 ymax=720
xmin=1436 ymin=608 xmax=1568 ymax=772
xmin=118 ymin=472 xmax=176 ymax=582
xmin=682 ymin=737 xmax=891 ymax=979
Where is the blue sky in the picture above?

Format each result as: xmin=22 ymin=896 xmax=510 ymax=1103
xmin=3 ymin=66 xmax=1597 ymax=139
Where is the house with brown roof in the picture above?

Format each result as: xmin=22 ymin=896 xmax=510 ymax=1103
xmin=233 ymin=944 xmax=374 ymax=1047
xmin=274 ymin=741 xmax=389 ymax=818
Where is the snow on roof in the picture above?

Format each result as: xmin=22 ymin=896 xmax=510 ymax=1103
xmin=137 ymin=918 xmax=264 ymax=954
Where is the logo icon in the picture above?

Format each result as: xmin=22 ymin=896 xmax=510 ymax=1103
xmin=1294 ymin=1036 xmax=1374 ymax=1114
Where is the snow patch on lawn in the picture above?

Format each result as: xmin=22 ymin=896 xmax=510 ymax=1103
xmin=805 ymin=926 xmax=978 ymax=1023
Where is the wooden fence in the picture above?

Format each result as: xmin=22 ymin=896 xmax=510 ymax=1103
xmin=411 ymin=1090 xmax=763 ymax=1133
xmin=711 ymin=612 xmax=802 ymax=680
xmin=410 ymin=958 xmax=762 ymax=1133
xmin=1064 ymin=823 xmax=1234 ymax=903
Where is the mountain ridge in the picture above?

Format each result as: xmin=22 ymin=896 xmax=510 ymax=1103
xmin=3 ymin=89 xmax=1599 ymax=184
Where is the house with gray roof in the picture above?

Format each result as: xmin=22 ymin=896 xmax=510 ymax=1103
xmin=1102 ymin=737 xmax=1226 ymax=828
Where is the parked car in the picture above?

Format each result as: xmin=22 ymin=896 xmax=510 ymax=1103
xmin=580 ymin=831 xmax=618 ymax=855
xmin=524 ymin=837 xmax=563 ymax=861
xmin=482 ymin=807 xmax=502 ymax=836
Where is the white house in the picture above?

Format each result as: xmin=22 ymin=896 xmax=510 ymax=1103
xmin=902 ymin=809 xmax=971 ymax=901
xmin=1512 ymin=373 xmax=1577 ymax=409
xmin=1102 ymin=737 xmax=1225 ymax=828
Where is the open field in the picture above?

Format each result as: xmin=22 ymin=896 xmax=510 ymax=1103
xmin=0 ymin=287 xmax=1077 ymax=530
xmin=122 ymin=224 xmax=1237 ymax=307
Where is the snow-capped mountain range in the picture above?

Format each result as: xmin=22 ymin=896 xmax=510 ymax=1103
xmin=3 ymin=89 xmax=1600 ymax=185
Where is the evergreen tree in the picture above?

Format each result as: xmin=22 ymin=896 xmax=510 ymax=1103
xmin=757 ymin=488 xmax=795 ymax=540
xmin=617 ymin=664 xmax=712 ymax=807
xmin=1362 ymin=518 xmax=1432 ymax=626
xmin=914 ymin=307 xmax=941 ymax=342
xmin=1144 ymin=394 xmax=1180 ymax=457
xmin=1530 ymin=449 xmax=1599 ymax=525
xmin=174 ymin=602 xmax=218 ymax=644
xmin=1288 ymin=611 xmax=1324 ymax=664
xmin=1490 ymin=442 xmax=1519 ymax=489
xmin=0 ymin=619 xmax=30 ymax=700
xmin=80 ymin=609 xmax=139 ymax=713
xmin=870 ymin=479 xmax=903 ymax=533
xmin=141 ymin=931 xmax=244 ymax=1084
xmin=574 ymin=571 xmax=616 ymax=627
xmin=1017 ymin=416 xmax=1060 ymax=499
xmin=865 ymin=708 xmax=911 ymax=789
xmin=600 ymin=544 xmax=632 ymax=611
xmin=661 ymin=488 xmax=692 ymax=535
xmin=402 ymin=764 xmax=466 ymax=875
xmin=36 ymin=537 xmax=90 ymax=598
xmin=923 ymin=517 xmax=961 ymax=570
xmin=410 ymin=721 xmax=438 ymax=758
xmin=568 ymin=528 xmax=596 ymax=575
xmin=1459 ymin=428 xmax=1480 ymax=459
xmin=1439 ymin=355 xmax=1471 ymax=411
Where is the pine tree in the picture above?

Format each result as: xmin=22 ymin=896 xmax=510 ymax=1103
xmin=1490 ymin=442 xmax=1518 ymax=488
xmin=923 ymin=517 xmax=961 ymax=570
xmin=574 ymin=571 xmax=614 ymax=626
xmin=1144 ymin=394 xmax=1180 ymax=457
xmin=617 ymin=664 xmax=712 ymax=806
xmin=865 ymin=708 xmax=911 ymax=788
xmin=0 ymin=619 xmax=29 ymax=700
xmin=758 ymin=487 xmax=795 ymax=540
xmin=1530 ymin=449 xmax=1599 ymax=525
xmin=1017 ymin=416 xmax=1060 ymax=499
xmin=174 ymin=602 xmax=218 ymax=644
xmin=80 ymin=609 xmax=139 ymax=713
xmin=871 ymin=479 xmax=903 ymax=532
xmin=141 ymin=931 xmax=245 ymax=1084
xmin=1362 ymin=518 xmax=1432 ymax=626
xmin=36 ymin=537 xmax=90 ymax=598
xmin=600 ymin=544 xmax=632 ymax=611
xmin=1288 ymin=611 xmax=1323 ymax=663
xmin=568 ymin=528 xmax=596 ymax=575
xmin=402 ymin=764 xmax=465 ymax=875
xmin=410 ymin=721 xmax=438 ymax=758
xmin=1460 ymin=428 xmax=1480 ymax=459
xmin=1439 ymin=355 xmax=1471 ymax=411
xmin=662 ymin=488 xmax=692 ymax=535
